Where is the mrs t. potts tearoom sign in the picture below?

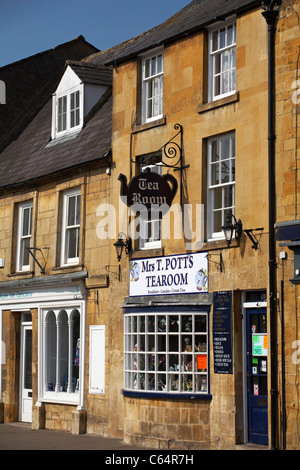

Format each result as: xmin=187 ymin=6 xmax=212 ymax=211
xmin=129 ymin=252 xmax=208 ymax=297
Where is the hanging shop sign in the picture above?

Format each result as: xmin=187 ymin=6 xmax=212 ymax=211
xmin=118 ymin=168 xmax=178 ymax=220
xmin=213 ymin=291 xmax=233 ymax=374
xmin=129 ymin=252 xmax=208 ymax=297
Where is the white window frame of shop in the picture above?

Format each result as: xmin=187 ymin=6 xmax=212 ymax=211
xmin=124 ymin=311 xmax=209 ymax=396
xmin=16 ymin=200 xmax=33 ymax=272
xmin=141 ymin=48 xmax=164 ymax=124
xmin=207 ymin=132 xmax=235 ymax=241
xmin=208 ymin=21 xmax=236 ymax=101
xmin=39 ymin=303 xmax=84 ymax=405
xmin=60 ymin=188 xmax=81 ymax=266
xmin=139 ymin=162 xmax=162 ymax=250
xmin=54 ymin=87 xmax=83 ymax=138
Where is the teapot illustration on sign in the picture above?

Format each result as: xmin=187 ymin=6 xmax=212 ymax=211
xmin=118 ymin=168 xmax=178 ymax=220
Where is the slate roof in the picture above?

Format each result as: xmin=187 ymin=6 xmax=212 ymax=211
xmin=0 ymin=86 xmax=112 ymax=189
xmin=86 ymin=0 xmax=261 ymax=67
xmin=0 ymin=0 xmax=261 ymax=189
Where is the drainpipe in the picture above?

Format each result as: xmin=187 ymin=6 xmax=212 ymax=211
xmin=261 ymin=0 xmax=282 ymax=450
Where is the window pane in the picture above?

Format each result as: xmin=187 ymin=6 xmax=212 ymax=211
xmin=219 ymin=28 xmax=226 ymax=49
xmin=195 ymin=315 xmax=206 ymax=332
xmin=22 ymin=207 xmax=32 ymax=236
xmin=75 ymin=195 xmax=81 ymax=225
xmin=211 ymin=162 xmax=219 ymax=185
xmin=214 ymin=54 xmax=221 ymax=74
xmin=221 ymin=70 xmax=229 ymax=95
xmin=221 ymin=161 xmax=230 ymax=184
xmin=67 ymin=227 xmax=79 ymax=259
xmin=214 ymin=75 xmax=220 ymax=97
xmin=144 ymin=59 xmax=150 ymax=78
xmin=227 ymin=25 xmax=234 ymax=45
xmin=24 ymin=329 xmax=32 ymax=389
xmin=21 ymin=237 xmax=30 ymax=266
xmin=213 ymin=186 xmax=222 ymax=210
xmin=70 ymin=91 xmax=80 ymax=128
xmin=212 ymin=30 xmax=218 ymax=52
xmin=151 ymin=57 xmax=156 ymax=76
xmin=46 ymin=311 xmax=57 ymax=391
xmin=59 ymin=311 xmax=68 ymax=390
xmin=68 ymin=196 xmax=76 ymax=226
xmin=211 ymin=140 xmax=219 ymax=162
xmin=224 ymin=185 xmax=233 ymax=208
xmin=157 ymin=54 xmax=163 ymax=73
xmin=213 ymin=209 xmax=222 ymax=233
xmin=221 ymin=137 xmax=230 ymax=160
xmin=221 ymin=51 xmax=229 ymax=72
xmin=58 ymin=96 xmax=67 ymax=132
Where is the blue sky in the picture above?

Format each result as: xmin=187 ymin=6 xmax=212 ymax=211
xmin=0 ymin=0 xmax=189 ymax=67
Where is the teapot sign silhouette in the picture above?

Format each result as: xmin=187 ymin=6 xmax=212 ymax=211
xmin=118 ymin=168 xmax=178 ymax=220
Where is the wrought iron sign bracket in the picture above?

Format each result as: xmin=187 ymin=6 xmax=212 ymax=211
xmin=205 ymin=253 xmax=224 ymax=273
xmin=131 ymin=123 xmax=188 ymax=208
xmin=244 ymin=228 xmax=264 ymax=250
xmin=26 ymin=247 xmax=49 ymax=274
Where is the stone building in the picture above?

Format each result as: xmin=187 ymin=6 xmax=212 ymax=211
xmin=0 ymin=0 xmax=300 ymax=451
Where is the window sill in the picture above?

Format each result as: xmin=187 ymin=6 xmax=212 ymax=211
xmin=8 ymin=271 xmax=34 ymax=279
xmin=132 ymin=116 xmax=166 ymax=134
xmin=197 ymin=92 xmax=239 ymax=114
xmin=199 ymin=238 xmax=239 ymax=251
xmin=122 ymin=390 xmax=212 ymax=400
xmin=51 ymin=264 xmax=84 ymax=275
xmin=130 ymin=248 xmax=164 ymax=259
xmin=41 ymin=393 xmax=79 ymax=406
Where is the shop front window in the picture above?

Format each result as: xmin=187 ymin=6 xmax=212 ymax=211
xmin=41 ymin=307 xmax=81 ymax=403
xmin=124 ymin=311 xmax=209 ymax=395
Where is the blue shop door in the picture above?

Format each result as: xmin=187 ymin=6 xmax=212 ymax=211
xmin=246 ymin=308 xmax=268 ymax=446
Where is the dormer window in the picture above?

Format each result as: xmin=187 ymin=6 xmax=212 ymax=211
xmin=51 ymin=63 xmax=112 ymax=142
xmin=53 ymin=86 xmax=83 ymax=138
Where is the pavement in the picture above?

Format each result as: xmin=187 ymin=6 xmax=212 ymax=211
xmin=0 ymin=422 xmax=150 ymax=451
xmin=0 ymin=422 xmax=270 ymax=454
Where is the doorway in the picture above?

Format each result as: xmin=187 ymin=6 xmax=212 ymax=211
xmin=19 ymin=313 xmax=32 ymax=423
xmin=246 ymin=307 xmax=268 ymax=446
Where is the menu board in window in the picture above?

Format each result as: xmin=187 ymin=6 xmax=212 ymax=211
xmin=213 ymin=291 xmax=233 ymax=374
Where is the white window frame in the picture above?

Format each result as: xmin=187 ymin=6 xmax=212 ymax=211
xmin=60 ymin=188 xmax=81 ymax=266
xmin=139 ymin=162 xmax=162 ymax=250
xmin=53 ymin=86 xmax=83 ymax=138
xmin=124 ymin=311 xmax=209 ymax=395
xmin=141 ymin=48 xmax=164 ymax=124
xmin=38 ymin=302 xmax=85 ymax=406
xmin=207 ymin=133 xmax=235 ymax=240
xmin=208 ymin=21 xmax=236 ymax=101
xmin=16 ymin=201 xmax=33 ymax=272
